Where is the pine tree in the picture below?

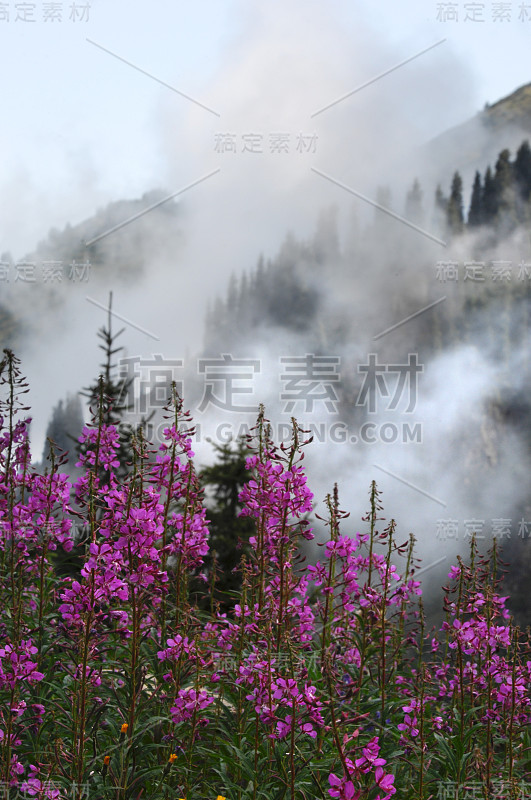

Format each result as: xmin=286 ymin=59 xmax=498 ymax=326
xmin=482 ymin=166 xmax=498 ymax=224
xmin=78 ymin=291 xmax=145 ymax=482
xmin=55 ymin=294 xmax=152 ymax=579
xmin=446 ymin=171 xmax=464 ymax=235
xmin=191 ymin=438 xmax=255 ymax=612
xmin=467 ymin=171 xmax=483 ymax=227
xmin=514 ymin=139 xmax=531 ymax=221
xmin=42 ymin=394 xmax=84 ymax=469
xmin=494 ymin=148 xmax=513 ymax=194
xmin=494 ymin=148 xmax=517 ymax=233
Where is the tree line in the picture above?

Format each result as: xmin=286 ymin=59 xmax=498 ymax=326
xmin=440 ymin=139 xmax=531 ymax=236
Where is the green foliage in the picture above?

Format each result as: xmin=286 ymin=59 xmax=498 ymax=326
xmin=494 ymin=149 xmax=518 ymax=234
xmin=482 ymin=165 xmax=498 ymax=224
xmin=514 ymin=140 xmax=531 ymax=221
xmin=446 ymin=171 xmax=464 ymax=235
xmin=467 ymin=171 xmax=483 ymax=227
xmin=192 ymin=438 xmax=255 ymax=613
xmin=77 ymin=291 xmax=147 ymax=483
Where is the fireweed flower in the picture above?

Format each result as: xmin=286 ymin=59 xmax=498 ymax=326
xmin=333 ymin=738 xmax=396 ymax=799
xmin=20 ymin=765 xmax=64 ymax=799
xmin=354 ymin=736 xmax=387 ymax=770
xmin=328 ymin=773 xmax=360 ymax=800
xmin=73 ymin=664 xmax=102 ymax=687
xmin=3 ymin=365 xmax=531 ymax=796
xmin=241 ymin=661 xmax=325 ymax=739
xmin=158 ymin=634 xmax=199 ymax=662
xmin=238 ymin=441 xmax=315 ymax=555
xmin=164 ymin=506 xmax=210 ymax=570
xmin=9 ymin=754 xmax=25 ymax=784
xmin=76 ymin=424 xmax=121 ymax=473
xmin=169 ymin=687 xmax=215 ymax=724
xmin=58 ymin=580 xmax=108 ymax=627
xmin=31 ymin=704 xmax=45 ymax=722
xmin=448 ymin=565 xmax=461 ymax=580
xmin=328 ymin=739 xmax=396 ymax=800
xmin=0 ymin=641 xmax=44 ymax=689
xmin=374 ymin=767 xmax=396 ymax=797
xmin=19 ymin=778 xmax=63 ymax=799
xmin=149 ymin=420 xmax=210 ymax=571
xmin=237 ymin=428 xmax=317 ymax=664
xmin=397 ymin=713 xmax=420 ymax=739
xmin=240 ymin=458 xmax=314 ymax=521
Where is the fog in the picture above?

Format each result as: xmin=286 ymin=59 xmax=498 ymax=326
xmin=1 ymin=0 xmax=530 ymax=619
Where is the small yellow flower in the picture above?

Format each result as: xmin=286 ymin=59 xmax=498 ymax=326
xmin=168 ymin=753 xmax=178 ymax=764
xmin=120 ymin=723 xmax=129 ymax=734
xmin=103 ymin=755 xmax=110 ymax=765
xmin=216 ymin=796 xmax=226 ymax=800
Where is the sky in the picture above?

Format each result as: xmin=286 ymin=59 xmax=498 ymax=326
xmin=1 ymin=0 xmax=531 ymax=548
xmin=0 ymin=0 xmax=530 ymax=260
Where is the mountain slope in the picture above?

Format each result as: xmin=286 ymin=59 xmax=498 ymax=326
xmin=422 ymin=81 xmax=531 ymax=190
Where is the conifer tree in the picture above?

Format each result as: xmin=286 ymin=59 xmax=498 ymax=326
xmin=77 ymin=291 xmax=145 ymax=482
xmin=446 ymin=171 xmax=464 ymax=235
xmin=433 ymin=184 xmax=447 ymax=232
xmin=482 ymin=166 xmax=498 ymax=224
xmin=494 ymin=148 xmax=517 ymax=233
xmin=191 ymin=437 xmax=255 ymax=612
xmin=467 ymin=171 xmax=483 ymax=227
xmin=514 ymin=139 xmax=531 ymax=221
xmin=42 ymin=394 xmax=84 ymax=469
xmin=55 ymin=294 xmax=153 ymax=578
